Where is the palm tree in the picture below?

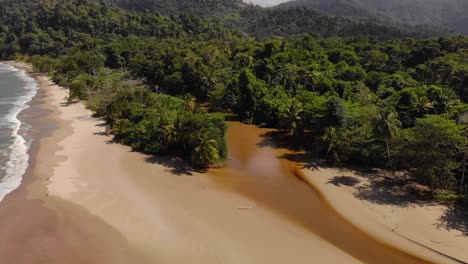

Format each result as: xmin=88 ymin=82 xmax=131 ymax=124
xmin=322 ymin=126 xmax=351 ymax=166
xmin=415 ymin=95 xmax=434 ymax=117
xmin=302 ymin=70 xmax=322 ymax=92
xmin=279 ymin=99 xmax=303 ymax=140
xmin=458 ymin=112 xmax=468 ymax=194
xmin=190 ymin=134 xmax=220 ymax=167
xmin=373 ymin=108 xmax=401 ymax=167
xmin=434 ymin=87 xmax=458 ymax=114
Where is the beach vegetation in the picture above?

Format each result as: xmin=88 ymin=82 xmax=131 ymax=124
xmin=0 ymin=0 xmax=466 ymax=194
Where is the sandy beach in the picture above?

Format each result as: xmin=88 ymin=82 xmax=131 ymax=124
xmin=300 ymin=167 xmax=468 ymax=262
xmin=0 ymin=61 xmax=466 ymax=263
xmin=0 ymin=62 xmax=360 ymax=263
xmin=31 ymin=64 xmax=359 ymax=263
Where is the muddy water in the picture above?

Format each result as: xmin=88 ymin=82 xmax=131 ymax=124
xmin=211 ymin=121 xmax=434 ymax=264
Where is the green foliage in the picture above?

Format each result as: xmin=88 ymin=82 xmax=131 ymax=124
xmin=0 ymin=0 xmax=467 ymax=191
xmin=279 ymin=99 xmax=303 ymax=138
xmin=322 ymin=126 xmax=352 ymax=166
xmin=324 ymin=97 xmax=350 ymax=129
xmin=396 ymin=116 xmax=466 ymax=192
xmin=278 ymin=0 xmax=467 ymax=35
xmin=108 ymin=0 xmax=449 ymax=39
xmin=107 ymin=89 xmax=227 ymax=167
xmin=434 ymin=192 xmax=462 ymax=203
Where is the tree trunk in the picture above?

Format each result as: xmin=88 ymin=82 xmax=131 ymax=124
xmin=386 ymin=140 xmax=391 ymax=163
xmin=460 ymin=152 xmax=466 ymax=194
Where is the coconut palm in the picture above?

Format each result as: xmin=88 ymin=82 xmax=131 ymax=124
xmin=414 ymin=95 xmax=434 ymax=117
xmin=279 ymin=99 xmax=303 ymax=140
xmin=302 ymin=70 xmax=323 ymax=92
xmin=373 ymin=108 xmax=401 ymax=167
xmin=190 ymin=134 xmax=220 ymax=167
xmin=322 ymin=126 xmax=351 ymax=166
xmin=434 ymin=87 xmax=458 ymax=114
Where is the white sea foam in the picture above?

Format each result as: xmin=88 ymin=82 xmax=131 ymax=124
xmin=0 ymin=64 xmax=38 ymax=202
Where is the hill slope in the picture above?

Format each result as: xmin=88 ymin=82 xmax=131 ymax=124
xmin=276 ymin=0 xmax=468 ymax=35
xmin=108 ymin=0 xmax=245 ymax=15
xmin=106 ymin=0 xmax=449 ymax=38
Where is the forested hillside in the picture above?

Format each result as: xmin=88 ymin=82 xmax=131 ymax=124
xmin=278 ymin=0 xmax=468 ymax=35
xmin=105 ymin=0 xmax=449 ymax=39
xmin=0 ymin=0 xmax=467 ymax=199
xmin=235 ymin=6 xmax=446 ymax=39
xmin=108 ymin=0 xmax=245 ymax=15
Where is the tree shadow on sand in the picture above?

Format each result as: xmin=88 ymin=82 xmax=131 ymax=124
xmin=327 ymin=176 xmax=361 ymax=187
xmin=144 ymin=156 xmax=206 ymax=176
xmin=257 ymin=130 xmax=298 ymax=150
xmin=352 ymin=174 xmax=430 ymax=207
xmin=277 ymin=152 xmax=322 ymax=170
xmin=435 ymin=203 xmax=468 ymax=236
xmin=328 ymin=171 xmax=468 ymax=236
xmin=91 ymin=122 xmax=204 ymax=176
xmin=257 ymin=130 xmax=318 ymax=151
xmin=92 ymin=122 xmax=117 ymax=144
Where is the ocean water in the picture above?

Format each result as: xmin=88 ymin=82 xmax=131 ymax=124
xmin=0 ymin=63 xmax=38 ymax=202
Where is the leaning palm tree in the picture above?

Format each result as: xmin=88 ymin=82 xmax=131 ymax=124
xmin=322 ymin=126 xmax=351 ymax=166
xmin=373 ymin=108 xmax=401 ymax=167
xmin=279 ymin=99 xmax=303 ymax=140
xmin=190 ymin=134 xmax=220 ymax=167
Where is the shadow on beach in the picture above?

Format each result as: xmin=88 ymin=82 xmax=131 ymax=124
xmin=354 ymin=176 xmax=431 ymax=207
xmin=326 ymin=170 xmax=468 ymax=236
xmin=91 ymin=122 xmax=202 ymax=176
xmin=144 ymin=155 xmax=207 ymax=176
xmin=255 ymin=126 xmax=468 ymax=238
xmin=436 ymin=203 xmax=468 ymax=236
xmin=327 ymin=175 xmax=361 ymax=187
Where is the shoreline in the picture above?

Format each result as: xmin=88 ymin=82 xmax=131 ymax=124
xmin=298 ymin=166 xmax=468 ymax=263
xmin=0 ymin=61 xmax=148 ymax=264
xmin=0 ymin=61 xmax=465 ymax=263
xmin=0 ymin=62 xmax=39 ymax=202
xmin=32 ymin=63 xmax=359 ymax=263
xmin=0 ymin=62 xmax=360 ymax=263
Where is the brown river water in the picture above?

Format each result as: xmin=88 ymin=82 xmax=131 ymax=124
xmin=211 ymin=121 xmax=435 ymax=264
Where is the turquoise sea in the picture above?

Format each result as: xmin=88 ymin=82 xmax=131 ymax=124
xmin=0 ymin=63 xmax=37 ymax=201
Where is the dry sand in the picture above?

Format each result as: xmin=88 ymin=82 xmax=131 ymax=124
xmin=0 ymin=61 xmax=466 ymax=264
xmin=300 ymin=167 xmax=468 ymax=263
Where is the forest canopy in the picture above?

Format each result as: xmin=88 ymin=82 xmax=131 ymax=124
xmin=0 ymin=0 xmax=467 ymax=196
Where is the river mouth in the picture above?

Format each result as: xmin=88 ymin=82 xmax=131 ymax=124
xmin=210 ymin=121 xmax=433 ymax=264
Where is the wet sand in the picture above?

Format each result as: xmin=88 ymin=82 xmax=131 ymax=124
xmin=211 ymin=123 xmax=464 ymax=264
xmin=0 ymin=61 xmax=464 ymax=263
xmin=0 ymin=62 xmax=147 ymax=264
